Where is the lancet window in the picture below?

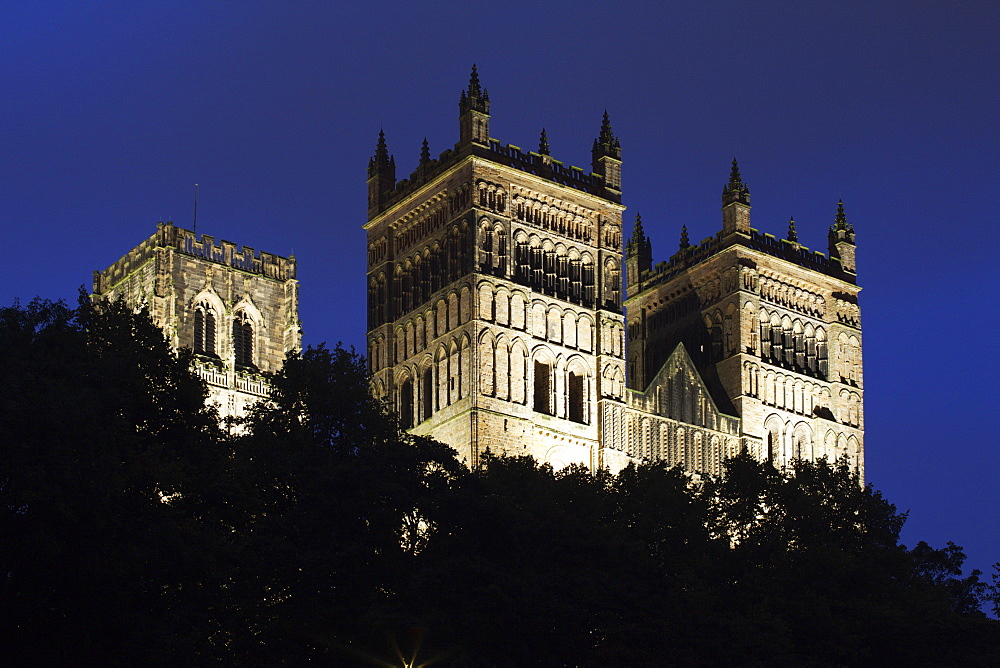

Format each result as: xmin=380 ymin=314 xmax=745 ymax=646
xmin=568 ymin=370 xmax=585 ymax=423
xmin=533 ymin=361 xmax=552 ymax=415
xmin=232 ymin=311 xmax=255 ymax=369
xmin=193 ymin=302 xmax=217 ymax=356
xmin=422 ymin=366 xmax=434 ymax=422
xmin=399 ymin=377 xmax=414 ymax=428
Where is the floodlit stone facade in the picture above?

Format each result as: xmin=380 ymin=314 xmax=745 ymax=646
xmin=367 ymin=69 xmax=863 ymax=477
xmin=625 ymin=167 xmax=863 ymax=477
xmin=93 ymin=221 xmax=301 ymax=419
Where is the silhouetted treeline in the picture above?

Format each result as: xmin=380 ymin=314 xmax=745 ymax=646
xmin=2 ymin=297 xmax=998 ymax=665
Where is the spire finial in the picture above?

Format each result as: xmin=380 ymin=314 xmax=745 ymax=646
xmin=592 ymin=110 xmax=621 ymax=161
xmin=468 ymin=63 xmax=481 ymax=97
xmin=626 ymin=213 xmax=652 ymax=268
xmin=722 ymin=157 xmax=750 ymax=206
xmin=634 ymin=212 xmax=645 ymax=238
xmin=539 ymin=128 xmax=550 ymax=155
xmin=833 ymin=199 xmax=851 ymax=231
xmin=420 ymin=137 xmax=430 ymax=164
xmin=368 ymin=128 xmax=393 ymax=178
xmin=787 ymin=216 xmax=798 ymax=242
xmin=459 ymin=64 xmax=490 ymax=115
xmin=599 ymin=110 xmax=614 ymax=144
xmin=679 ymin=225 xmax=690 ymax=250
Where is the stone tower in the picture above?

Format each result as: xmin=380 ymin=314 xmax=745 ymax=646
xmin=93 ymin=221 xmax=301 ymax=419
xmin=366 ymin=67 xmax=627 ymax=469
xmin=624 ymin=161 xmax=863 ymax=475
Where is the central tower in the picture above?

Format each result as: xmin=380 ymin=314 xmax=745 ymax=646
xmin=365 ymin=67 xmax=626 ymax=469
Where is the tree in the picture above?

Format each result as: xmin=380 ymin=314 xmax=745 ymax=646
xmin=0 ymin=295 xmax=233 ymax=663
xmin=3 ymin=298 xmax=997 ymax=664
xmin=229 ymin=344 xmax=464 ymax=662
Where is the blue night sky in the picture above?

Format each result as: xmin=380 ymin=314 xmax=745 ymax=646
xmin=3 ymin=2 xmax=998 ymax=582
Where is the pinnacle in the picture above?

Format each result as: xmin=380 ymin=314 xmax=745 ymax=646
xmin=722 ymin=157 xmax=750 ymax=205
xmin=833 ymin=199 xmax=852 ymax=231
xmin=539 ymin=128 xmax=550 ymax=155
xmin=468 ymin=64 xmax=481 ymax=97
xmin=460 ymin=64 xmax=489 ymax=113
xmin=728 ymin=157 xmax=742 ymax=189
xmin=679 ymin=225 xmax=690 ymax=250
xmin=787 ymin=217 xmax=798 ymax=242
xmin=420 ymin=137 xmax=430 ymax=164
xmin=599 ymin=110 xmax=615 ymax=145
xmin=369 ymin=129 xmax=393 ymax=177
xmin=368 ymin=128 xmax=396 ymax=177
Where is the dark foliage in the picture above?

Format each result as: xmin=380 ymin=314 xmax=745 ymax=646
xmin=0 ymin=295 xmax=231 ymax=663
xmin=1 ymin=297 xmax=998 ymax=665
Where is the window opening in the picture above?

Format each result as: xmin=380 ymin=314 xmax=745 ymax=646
xmin=568 ymin=371 xmax=584 ymax=423
xmin=533 ymin=361 xmax=551 ymax=415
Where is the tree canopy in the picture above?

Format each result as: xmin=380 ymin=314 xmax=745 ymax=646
xmin=1 ymin=296 xmax=997 ymax=665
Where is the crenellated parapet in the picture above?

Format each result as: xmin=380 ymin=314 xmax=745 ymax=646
xmin=366 ymin=66 xmax=622 ymax=221
xmin=93 ymin=221 xmax=296 ymax=294
xmin=369 ymin=138 xmax=622 ymax=220
xmin=631 ymin=222 xmax=854 ymax=297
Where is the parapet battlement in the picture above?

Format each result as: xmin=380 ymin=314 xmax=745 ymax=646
xmin=635 ymin=226 xmax=849 ymax=295
xmin=367 ymin=66 xmax=622 ymax=220
xmin=93 ymin=221 xmax=296 ymax=294
xmin=379 ymin=139 xmax=614 ymax=213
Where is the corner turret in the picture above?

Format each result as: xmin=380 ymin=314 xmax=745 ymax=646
xmin=591 ymin=111 xmax=622 ymax=198
xmin=367 ymin=129 xmax=396 ymax=218
xmin=459 ymin=64 xmax=490 ymax=146
xmin=721 ymin=158 xmax=751 ymax=236
xmin=828 ymin=199 xmax=856 ymax=274
xmin=625 ymin=213 xmax=652 ymax=288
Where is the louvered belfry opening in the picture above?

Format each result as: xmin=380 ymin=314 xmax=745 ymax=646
xmin=233 ymin=313 xmax=254 ymax=369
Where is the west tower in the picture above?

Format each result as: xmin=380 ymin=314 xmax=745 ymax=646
xmin=93 ymin=221 xmax=301 ymax=419
xmin=366 ymin=68 xmax=627 ymax=469
xmin=624 ymin=162 xmax=863 ymax=475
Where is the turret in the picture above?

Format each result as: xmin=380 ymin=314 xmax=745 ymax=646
xmin=366 ymin=129 xmax=396 ymax=217
xmin=721 ymin=158 xmax=751 ymax=236
xmin=591 ymin=111 xmax=622 ymax=198
xmin=828 ymin=200 xmax=856 ymax=274
xmin=625 ymin=213 xmax=652 ymax=288
xmin=459 ymin=64 xmax=490 ymax=146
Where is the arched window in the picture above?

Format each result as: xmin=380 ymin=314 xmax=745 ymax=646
xmin=233 ymin=312 xmax=255 ymax=369
xmin=479 ymin=224 xmax=494 ymax=271
xmin=495 ymin=227 xmax=507 ymax=276
xmin=399 ymin=377 xmax=414 ymax=428
xmin=422 ymin=366 xmax=434 ymax=422
xmin=193 ymin=302 xmax=216 ymax=356
xmin=533 ymin=360 xmax=551 ymax=415
xmin=604 ymin=258 xmax=621 ymax=309
xmin=568 ymin=370 xmax=585 ymax=423
xmin=582 ymin=258 xmax=595 ymax=306
xmin=816 ymin=328 xmax=828 ymax=379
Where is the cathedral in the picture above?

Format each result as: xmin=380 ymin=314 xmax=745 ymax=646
xmin=92 ymin=222 xmax=301 ymax=419
xmin=365 ymin=68 xmax=863 ymax=477
xmin=94 ymin=67 xmax=863 ymax=477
